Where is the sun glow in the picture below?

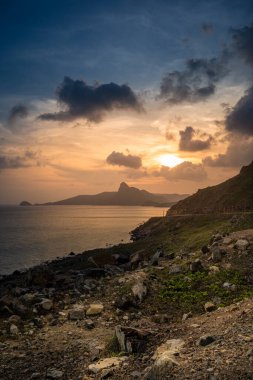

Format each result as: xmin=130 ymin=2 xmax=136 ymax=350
xmin=156 ymin=154 xmax=183 ymax=168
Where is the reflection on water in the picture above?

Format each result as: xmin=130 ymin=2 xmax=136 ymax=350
xmin=0 ymin=205 xmax=167 ymax=274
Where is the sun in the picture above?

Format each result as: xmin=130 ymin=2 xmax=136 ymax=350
xmin=156 ymin=154 xmax=183 ymax=168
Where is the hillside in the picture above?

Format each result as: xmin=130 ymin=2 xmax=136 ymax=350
xmin=169 ymin=161 xmax=253 ymax=215
xmin=42 ymin=182 xmax=188 ymax=206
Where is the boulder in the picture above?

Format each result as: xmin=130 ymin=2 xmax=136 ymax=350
xmin=40 ymin=299 xmax=53 ymax=311
xmin=68 ymin=305 xmax=85 ymax=320
xmin=190 ymin=259 xmax=203 ymax=273
xmin=145 ymin=339 xmax=185 ymax=379
xmin=86 ymin=303 xmax=104 ymax=316
xmin=130 ymin=251 xmax=144 ymax=268
xmin=46 ymin=369 xmax=63 ymax=379
xmin=198 ymin=335 xmax=215 ymax=346
xmin=88 ymin=357 xmax=127 ymax=374
xmin=150 ymin=251 xmax=161 ymax=266
xmin=204 ymin=302 xmax=216 ymax=312
xmin=211 ymin=247 xmax=223 ymax=262
xmin=9 ymin=324 xmax=19 ymax=335
xmin=115 ymin=325 xmax=151 ymax=354
xmin=201 ymin=245 xmax=210 ymax=254
xmin=131 ymin=281 xmax=147 ymax=303
xmin=235 ymin=239 xmax=249 ymax=250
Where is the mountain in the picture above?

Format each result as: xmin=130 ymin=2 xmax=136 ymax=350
xmin=169 ymin=161 xmax=253 ymax=215
xmin=42 ymin=182 xmax=189 ymax=206
xmin=19 ymin=201 xmax=32 ymax=206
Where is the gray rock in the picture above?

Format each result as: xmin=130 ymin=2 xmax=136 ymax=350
xmin=235 ymin=239 xmax=249 ymax=250
xmin=30 ymin=373 xmax=41 ymax=379
xmin=201 ymin=245 xmax=210 ymax=254
xmin=204 ymin=302 xmax=216 ymax=312
xmin=211 ymin=247 xmax=223 ymax=262
xmin=150 ymin=250 xmax=161 ymax=266
xmin=182 ymin=312 xmax=192 ymax=321
xmin=190 ymin=259 xmax=203 ymax=273
xmin=9 ymin=324 xmax=19 ymax=335
xmin=169 ymin=265 xmax=183 ymax=274
xmin=68 ymin=305 xmax=85 ymax=320
xmin=46 ymin=369 xmax=63 ymax=379
xmin=40 ymin=299 xmax=53 ymax=311
xmin=198 ymin=335 xmax=215 ymax=346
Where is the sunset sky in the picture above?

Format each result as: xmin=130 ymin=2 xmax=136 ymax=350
xmin=0 ymin=0 xmax=253 ymax=204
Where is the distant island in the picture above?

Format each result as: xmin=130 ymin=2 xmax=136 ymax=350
xmin=19 ymin=201 xmax=32 ymax=206
xmin=35 ymin=182 xmax=189 ymax=207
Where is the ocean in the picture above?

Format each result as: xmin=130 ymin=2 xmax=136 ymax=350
xmin=0 ymin=205 xmax=167 ymax=275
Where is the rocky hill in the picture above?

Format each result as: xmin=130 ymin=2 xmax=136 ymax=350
xmin=42 ymin=182 xmax=188 ymax=206
xmin=0 ymin=213 xmax=253 ymax=379
xmin=169 ymin=161 xmax=253 ymax=215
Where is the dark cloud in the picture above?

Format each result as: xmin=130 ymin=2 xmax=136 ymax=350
xmin=203 ymin=137 xmax=253 ymax=167
xmin=232 ymin=24 xmax=253 ymax=68
xmin=157 ymin=161 xmax=207 ymax=181
xmin=39 ymin=77 xmax=143 ymax=123
xmin=179 ymin=126 xmax=213 ymax=151
xmin=8 ymin=104 xmax=29 ymax=124
xmin=225 ymin=85 xmax=253 ymax=135
xmin=159 ymin=56 xmax=228 ymax=104
xmin=201 ymin=23 xmax=214 ymax=34
xmin=0 ymin=151 xmax=41 ymax=170
xmin=106 ymin=151 xmax=142 ymax=169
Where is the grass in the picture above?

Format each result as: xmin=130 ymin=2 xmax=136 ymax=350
xmin=159 ymin=269 xmax=253 ymax=314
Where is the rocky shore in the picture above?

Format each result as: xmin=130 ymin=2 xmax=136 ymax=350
xmin=1 ymin=213 xmax=253 ymax=379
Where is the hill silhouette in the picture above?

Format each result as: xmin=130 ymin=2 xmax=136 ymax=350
xmin=42 ymin=182 xmax=188 ymax=206
xmin=169 ymin=161 xmax=253 ymax=214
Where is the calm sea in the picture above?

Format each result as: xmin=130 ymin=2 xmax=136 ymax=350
xmin=0 ymin=205 xmax=167 ymax=275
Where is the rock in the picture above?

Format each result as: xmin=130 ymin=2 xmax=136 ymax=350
xmin=211 ymin=247 xmax=223 ymax=262
xmin=235 ymin=239 xmax=249 ymax=250
xmin=145 ymin=339 xmax=185 ymax=379
xmin=9 ymin=324 xmax=19 ymax=335
xmin=131 ymin=371 xmax=142 ymax=378
xmin=115 ymin=253 xmax=130 ymax=265
xmin=198 ymin=335 xmax=215 ymax=346
xmin=166 ymin=252 xmax=175 ymax=260
xmin=131 ymin=281 xmax=147 ymax=303
xmin=30 ymin=373 xmax=41 ymax=379
xmin=190 ymin=259 xmax=203 ymax=273
xmin=204 ymin=302 xmax=216 ymax=312
xmin=68 ymin=305 xmax=85 ymax=320
xmin=246 ymin=347 xmax=253 ymax=357
xmin=182 ymin=312 xmax=192 ymax=321
xmin=130 ymin=251 xmax=144 ymax=268
xmin=209 ymin=266 xmax=220 ymax=273
xmin=28 ymin=266 xmax=55 ymax=287
xmin=46 ymin=369 xmax=63 ymax=379
xmin=223 ymin=237 xmax=233 ymax=245
xmin=115 ymin=325 xmax=151 ymax=354
xmin=8 ymin=315 xmax=22 ymax=325
xmin=85 ymin=319 xmax=95 ymax=329
xmin=201 ymin=245 xmax=210 ymax=254
xmin=169 ymin=265 xmax=183 ymax=274
xmin=115 ymin=295 xmax=136 ymax=310
xmin=40 ymin=298 xmax=53 ymax=311
xmin=88 ymin=357 xmax=127 ymax=374
xmin=86 ymin=303 xmax=104 ymax=316
xmin=150 ymin=250 xmax=161 ymax=266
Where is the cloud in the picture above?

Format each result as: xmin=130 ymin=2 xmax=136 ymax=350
xmin=106 ymin=151 xmax=142 ymax=169
xmin=232 ymin=24 xmax=253 ymax=68
xmin=157 ymin=161 xmax=207 ymax=181
xmin=0 ymin=150 xmax=41 ymax=170
xmin=159 ymin=56 xmax=228 ymax=104
xmin=7 ymin=104 xmax=29 ymax=125
xmin=179 ymin=126 xmax=213 ymax=151
xmin=203 ymin=137 xmax=253 ymax=167
xmin=39 ymin=77 xmax=143 ymax=123
xmin=201 ymin=23 xmax=214 ymax=35
xmin=225 ymin=85 xmax=253 ymax=135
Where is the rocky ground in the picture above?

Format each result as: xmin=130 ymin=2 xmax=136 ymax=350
xmin=0 ymin=214 xmax=253 ymax=379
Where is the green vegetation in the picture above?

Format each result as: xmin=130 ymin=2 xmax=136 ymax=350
xmin=159 ymin=269 xmax=253 ymax=314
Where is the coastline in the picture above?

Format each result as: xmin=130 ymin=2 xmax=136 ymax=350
xmin=0 ymin=212 xmax=253 ymax=379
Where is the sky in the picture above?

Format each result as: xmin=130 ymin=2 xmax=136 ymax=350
xmin=0 ymin=0 xmax=253 ymax=204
